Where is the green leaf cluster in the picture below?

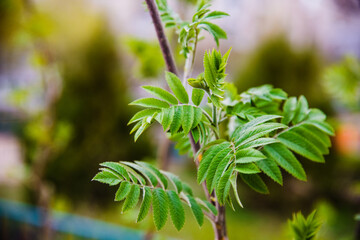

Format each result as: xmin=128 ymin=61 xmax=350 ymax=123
xmin=93 ymin=161 xmax=216 ymax=230
xmin=95 ymin=0 xmax=335 ymax=234
xmin=187 ymin=49 xmax=231 ymax=108
xmin=156 ymin=0 xmax=183 ymax=28
xmin=239 ymin=84 xmax=287 ymax=115
xmin=156 ymin=0 xmax=229 ymax=57
xmin=323 ymin=55 xmax=360 ymax=110
xmin=198 ymin=93 xmax=334 ymax=205
xmin=129 ymin=72 xmax=208 ymax=142
xmin=289 ymin=210 xmax=322 ymax=240
xmin=128 ymin=49 xmax=334 ymax=210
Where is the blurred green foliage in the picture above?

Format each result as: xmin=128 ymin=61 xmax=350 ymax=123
xmin=288 ymin=210 xmax=321 ymax=240
xmin=3 ymin=1 xmax=154 ymax=205
xmin=0 ymin=0 xmax=21 ymax=45
xmin=125 ymin=37 xmax=165 ymax=79
xmin=43 ymin=26 xmax=154 ymax=204
xmin=21 ymin=114 xmax=72 ymax=164
xmin=323 ymin=56 xmax=360 ymax=111
xmin=234 ymin=36 xmax=328 ymax=111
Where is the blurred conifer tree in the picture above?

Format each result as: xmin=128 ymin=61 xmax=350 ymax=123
xmin=45 ymin=25 xmax=154 ymax=203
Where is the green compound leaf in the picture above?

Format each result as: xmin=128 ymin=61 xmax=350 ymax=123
xmin=95 ymin=161 xmax=218 ymax=231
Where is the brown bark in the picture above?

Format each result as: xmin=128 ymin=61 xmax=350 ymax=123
xmin=158 ymin=134 xmax=171 ymax=170
xmin=213 ymin=205 xmax=228 ymax=240
xmin=144 ymin=1 xmax=228 ymax=239
xmin=144 ymin=0 xmax=178 ymax=76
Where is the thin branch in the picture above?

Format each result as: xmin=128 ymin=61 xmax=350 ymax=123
xmin=145 ymin=0 xmax=178 ymax=75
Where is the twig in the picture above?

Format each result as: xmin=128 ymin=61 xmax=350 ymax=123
xmin=145 ymin=0 xmax=178 ymax=75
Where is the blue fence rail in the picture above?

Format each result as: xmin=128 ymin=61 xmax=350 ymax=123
xmin=0 ymin=198 xmax=145 ymax=239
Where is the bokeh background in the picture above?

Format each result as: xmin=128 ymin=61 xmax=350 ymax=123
xmin=0 ymin=0 xmax=360 ymax=239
